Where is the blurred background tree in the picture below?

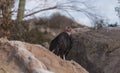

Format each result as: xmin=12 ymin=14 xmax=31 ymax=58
xmin=0 ymin=0 xmax=14 ymax=37
xmin=0 ymin=0 xmax=102 ymax=38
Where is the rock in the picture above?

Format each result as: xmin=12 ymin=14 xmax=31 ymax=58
xmin=0 ymin=38 xmax=88 ymax=73
xmin=67 ymin=30 xmax=120 ymax=73
xmin=42 ymin=42 xmax=49 ymax=49
xmin=73 ymin=27 xmax=90 ymax=33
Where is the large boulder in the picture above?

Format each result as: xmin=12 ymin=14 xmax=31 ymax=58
xmin=0 ymin=38 xmax=88 ymax=73
xmin=67 ymin=29 xmax=120 ymax=73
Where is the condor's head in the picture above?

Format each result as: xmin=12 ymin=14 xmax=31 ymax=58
xmin=65 ymin=26 xmax=72 ymax=35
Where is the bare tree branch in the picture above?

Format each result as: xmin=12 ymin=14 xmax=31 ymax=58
xmin=23 ymin=0 xmax=101 ymax=25
xmin=56 ymin=0 xmax=101 ymax=24
xmin=59 ymin=8 xmax=75 ymax=20
xmin=24 ymin=6 xmax=57 ymax=17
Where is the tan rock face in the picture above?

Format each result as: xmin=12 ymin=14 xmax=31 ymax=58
xmin=0 ymin=38 xmax=88 ymax=73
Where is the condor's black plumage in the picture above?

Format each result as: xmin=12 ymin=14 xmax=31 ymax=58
xmin=49 ymin=31 xmax=72 ymax=59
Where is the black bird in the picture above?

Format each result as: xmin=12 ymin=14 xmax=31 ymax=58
xmin=49 ymin=26 xmax=72 ymax=59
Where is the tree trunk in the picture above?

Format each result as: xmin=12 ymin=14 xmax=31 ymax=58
xmin=17 ymin=0 xmax=25 ymax=22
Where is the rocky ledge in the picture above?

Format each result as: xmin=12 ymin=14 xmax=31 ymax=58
xmin=0 ymin=38 xmax=88 ymax=73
